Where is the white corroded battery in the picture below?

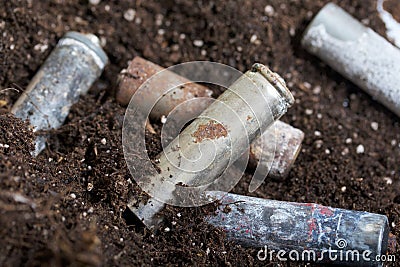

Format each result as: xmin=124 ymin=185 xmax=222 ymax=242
xmin=302 ymin=3 xmax=400 ymax=117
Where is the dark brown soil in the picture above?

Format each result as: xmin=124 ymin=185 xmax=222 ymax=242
xmin=1 ymin=0 xmax=399 ymax=266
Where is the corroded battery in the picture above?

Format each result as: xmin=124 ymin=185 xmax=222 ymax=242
xmin=302 ymin=3 xmax=400 ymax=117
xmin=117 ymin=57 xmax=304 ymax=183
xmin=206 ymin=191 xmax=389 ymax=267
xmin=117 ymin=56 xmax=213 ymax=119
xmin=129 ymin=63 xmax=294 ymax=227
xmin=11 ymin=32 xmax=108 ymax=155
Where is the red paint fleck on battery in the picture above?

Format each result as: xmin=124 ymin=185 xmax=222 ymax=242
xmin=319 ymin=206 xmax=334 ymax=216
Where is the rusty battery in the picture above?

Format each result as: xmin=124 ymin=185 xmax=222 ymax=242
xmin=117 ymin=57 xmax=304 ymax=181
xmin=117 ymin=56 xmax=213 ymax=120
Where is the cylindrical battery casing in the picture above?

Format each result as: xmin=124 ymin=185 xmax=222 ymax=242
xmin=206 ymin=191 xmax=389 ymax=267
xmin=117 ymin=56 xmax=213 ymax=119
xmin=302 ymin=3 xmax=400 ymax=117
xmin=149 ymin=63 xmax=294 ymax=205
xmin=118 ymin=57 xmax=304 ymax=181
xmin=11 ymin=32 xmax=108 ymax=155
xmin=249 ymin=120 xmax=303 ymax=179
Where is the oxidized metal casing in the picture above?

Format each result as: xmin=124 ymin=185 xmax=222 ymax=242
xmin=11 ymin=32 xmax=108 ymax=155
xmin=206 ymin=191 xmax=389 ymax=267
xmin=302 ymin=3 xmax=400 ymax=117
xmin=117 ymin=56 xmax=213 ymax=119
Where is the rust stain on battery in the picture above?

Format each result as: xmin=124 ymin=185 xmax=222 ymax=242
xmin=192 ymin=120 xmax=227 ymax=143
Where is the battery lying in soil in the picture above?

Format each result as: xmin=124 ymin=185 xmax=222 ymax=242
xmin=206 ymin=191 xmax=389 ymax=267
xmin=302 ymin=2 xmax=400 ymax=117
xmin=11 ymin=31 xmax=108 ymax=155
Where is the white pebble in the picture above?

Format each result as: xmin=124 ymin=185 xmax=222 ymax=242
xmin=264 ymin=5 xmax=275 ymax=16
xmin=370 ymin=122 xmax=379 ymax=131
xmin=161 ymin=115 xmax=167 ymax=124
xmin=325 ymin=149 xmax=330 ymax=155
xmin=88 ymin=207 xmax=94 ymax=213
xmin=341 ymin=186 xmax=347 ymax=192
xmin=157 ymin=29 xmax=165 ymax=35
xmin=164 ymin=227 xmax=170 ymax=232
xmin=314 ymin=131 xmax=321 ymax=137
xmin=177 ymin=212 xmax=181 ymax=218
xmin=171 ymin=221 xmax=177 ymax=226
xmin=87 ymin=183 xmax=94 ymax=191
xmin=383 ymin=177 xmax=393 ymax=185
xmin=120 ymin=237 xmax=124 ymax=242
xmin=89 ymin=0 xmax=100 ymax=5
xmin=124 ymin=9 xmax=136 ymax=22
xmin=345 ymin=138 xmax=352 ymax=144
xmin=206 ymin=247 xmax=210 ymax=255
xmin=100 ymin=36 xmax=107 ymax=47
xmin=392 ymin=221 xmax=396 ymax=228
xmin=83 ymin=212 xmax=87 ymax=217
xmin=104 ymin=5 xmax=110 ymax=11
xmin=289 ymin=27 xmax=295 ymax=37
xmin=356 ymin=144 xmax=365 ymax=154
xmin=100 ymin=138 xmax=107 ymax=145
xmin=391 ymin=139 xmax=397 ymax=146
xmin=193 ymin=39 xmax=204 ymax=47
xmin=0 ymin=143 xmax=10 ymax=148
xmin=250 ymin=34 xmax=258 ymax=44
xmin=303 ymin=82 xmax=312 ymax=90
xmin=315 ymin=140 xmax=323 ymax=149
xmin=305 ymin=109 xmax=313 ymax=115
xmin=155 ymin=14 xmax=163 ymax=26
xmin=317 ymin=113 xmax=322 ymax=119
xmin=313 ymin=85 xmax=321 ymax=94
xmin=70 ymin=193 xmax=76 ymax=199
xmin=341 ymin=147 xmax=349 ymax=156
xmin=34 ymin=43 xmax=48 ymax=53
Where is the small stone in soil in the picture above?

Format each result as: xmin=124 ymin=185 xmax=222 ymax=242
xmin=193 ymin=40 xmax=204 ymax=47
xmin=124 ymin=9 xmax=136 ymax=22
xmin=356 ymin=144 xmax=365 ymax=154
xmin=371 ymin=122 xmax=379 ymax=131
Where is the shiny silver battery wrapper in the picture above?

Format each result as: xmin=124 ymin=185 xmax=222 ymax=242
xmin=302 ymin=3 xmax=400 ymax=117
xmin=11 ymin=31 xmax=108 ymax=155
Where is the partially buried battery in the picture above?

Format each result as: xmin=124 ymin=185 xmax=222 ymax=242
xmin=206 ymin=191 xmax=389 ymax=267
xmin=302 ymin=3 xmax=400 ymax=117
xmin=11 ymin=31 xmax=108 ymax=155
